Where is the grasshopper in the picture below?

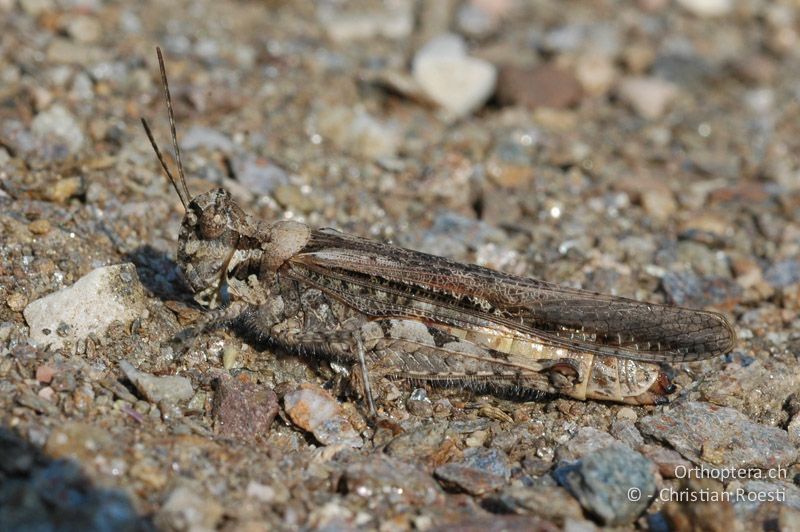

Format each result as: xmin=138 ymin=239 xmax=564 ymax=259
xmin=141 ymin=48 xmax=736 ymax=414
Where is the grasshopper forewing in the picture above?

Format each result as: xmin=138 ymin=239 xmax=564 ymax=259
xmin=141 ymin=47 xmax=736 ymax=410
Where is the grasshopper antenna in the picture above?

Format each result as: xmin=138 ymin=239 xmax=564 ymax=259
xmin=140 ymin=46 xmax=191 ymax=209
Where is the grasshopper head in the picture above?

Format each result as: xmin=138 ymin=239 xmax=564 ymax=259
xmin=141 ymin=47 xmax=308 ymax=310
xmin=177 ymin=188 xmax=249 ymax=309
xmin=140 ymin=48 xmax=254 ymax=310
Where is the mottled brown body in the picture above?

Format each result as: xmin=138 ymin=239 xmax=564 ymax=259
xmin=142 ymin=48 xmax=736 ymax=408
xmin=168 ymin=189 xmax=733 ymax=405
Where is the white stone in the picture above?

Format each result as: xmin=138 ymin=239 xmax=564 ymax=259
xmin=676 ymin=0 xmax=733 ymax=17
xmin=317 ymin=106 xmax=401 ymax=160
xmin=617 ymin=77 xmax=679 ymax=120
xmin=412 ymin=33 xmax=497 ymax=119
xmin=246 ymin=481 xmax=276 ymax=503
xmin=24 ymin=263 xmax=146 ymax=350
xmin=576 ymin=52 xmax=616 ymax=96
xmin=19 ymin=0 xmax=52 ymax=16
xmin=155 ymin=486 xmax=223 ymax=532
xmin=456 ymin=3 xmax=499 ymax=38
xmin=31 ymin=104 xmax=85 ymax=154
xmin=416 ymin=33 xmax=467 ymax=59
xmin=283 ymin=385 xmax=363 ymax=447
xmin=321 ymin=1 xmax=413 ymax=43
xmin=181 ymin=126 xmax=234 ymax=152
xmin=66 ymin=15 xmax=102 ymax=44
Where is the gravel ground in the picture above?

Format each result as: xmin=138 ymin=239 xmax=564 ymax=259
xmin=1 ymin=0 xmax=799 ymax=530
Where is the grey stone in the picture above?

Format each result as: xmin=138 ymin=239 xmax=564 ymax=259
xmin=180 ymin=126 xmax=235 ymax=153
xmin=434 ymin=447 xmax=511 ymax=495
xmin=31 ymin=105 xmax=85 ymax=156
xmin=343 ymin=455 xmax=443 ymax=507
xmin=764 ymin=258 xmax=800 ymax=289
xmin=120 ymin=361 xmax=194 ymax=404
xmin=555 ymin=426 xmax=617 ymax=463
xmin=554 ymin=443 xmax=656 ymax=526
xmin=491 ymin=485 xmax=585 ymax=522
xmin=232 ymin=156 xmax=289 ymax=196
xmin=639 ymin=402 xmax=798 ymax=470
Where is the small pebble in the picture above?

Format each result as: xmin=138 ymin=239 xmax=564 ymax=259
xmin=456 ymin=1 xmax=501 ymax=38
xmin=343 ymin=455 xmax=444 ymax=507
xmin=17 ymin=389 xmax=58 ymax=416
xmin=283 ymin=384 xmax=362 ymax=448
xmin=676 ymin=0 xmax=732 ymax=17
xmin=662 ymin=270 xmax=742 ymax=308
xmin=555 ymin=426 xmax=617 ymax=463
xmin=575 ymin=52 xmax=616 ymax=96
xmin=180 ymin=126 xmax=234 ymax=152
xmin=20 ymin=0 xmax=53 ymax=16
xmin=317 ymin=106 xmax=401 ymax=160
xmin=610 ymin=419 xmax=644 ymax=450
xmin=434 ymin=447 xmax=511 ymax=495
xmin=120 ymin=361 xmax=193 ymax=405
xmin=232 ymin=157 xmax=288 ymax=196
xmin=764 ymin=258 xmax=800 ymax=289
xmin=641 ymin=189 xmax=677 ymax=221
xmin=44 ymin=177 xmax=82 ymax=203
xmin=44 ymin=422 xmax=113 ymax=462
xmin=554 ymin=443 xmax=656 ymax=526
xmin=412 ymin=33 xmax=497 ymax=118
xmin=490 ymin=485 xmax=585 ymax=521
xmin=384 ymin=423 xmax=450 ymax=463
xmin=31 ymin=105 xmax=85 ymax=156
xmin=212 ymin=376 xmax=279 ymax=441
xmin=496 ymin=64 xmax=582 ymax=110
xmin=28 ymin=219 xmax=51 ymax=235
xmin=37 ymin=386 xmax=54 ymax=401
xmin=35 ymin=365 xmax=55 ymax=384
xmin=406 ymin=389 xmax=433 ymax=418
xmin=245 ymin=481 xmax=277 ymax=503
xmin=154 ymin=486 xmax=223 ymax=532
xmin=6 ymin=292 xmax=27 ymax=312
xmin=65 ymin=15 xmax=102 ymax=44
xmin=788 ymin=415 xmax=800 ymax=445
xmin=221 ymin=345 xmax=239 ymax=370
xmin=320 ymin=2 xmax=413 ymax=42
xmin=617 ymin=77 xmax=679 ymax=119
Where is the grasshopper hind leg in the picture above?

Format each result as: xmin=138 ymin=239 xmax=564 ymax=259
xmin=168 ymin=301 xmax=249 ymax=355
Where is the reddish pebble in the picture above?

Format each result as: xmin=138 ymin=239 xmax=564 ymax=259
xmin=36 ymin=365 xmax=56 ymax=383
xmin=212 ymin=375 xmax=279 ymax=442
xmin=496 ymin=64 xmax=582 ymax=110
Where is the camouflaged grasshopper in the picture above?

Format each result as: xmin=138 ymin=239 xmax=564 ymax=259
xmin=141 ymin=48 xmax=736 ymax=414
